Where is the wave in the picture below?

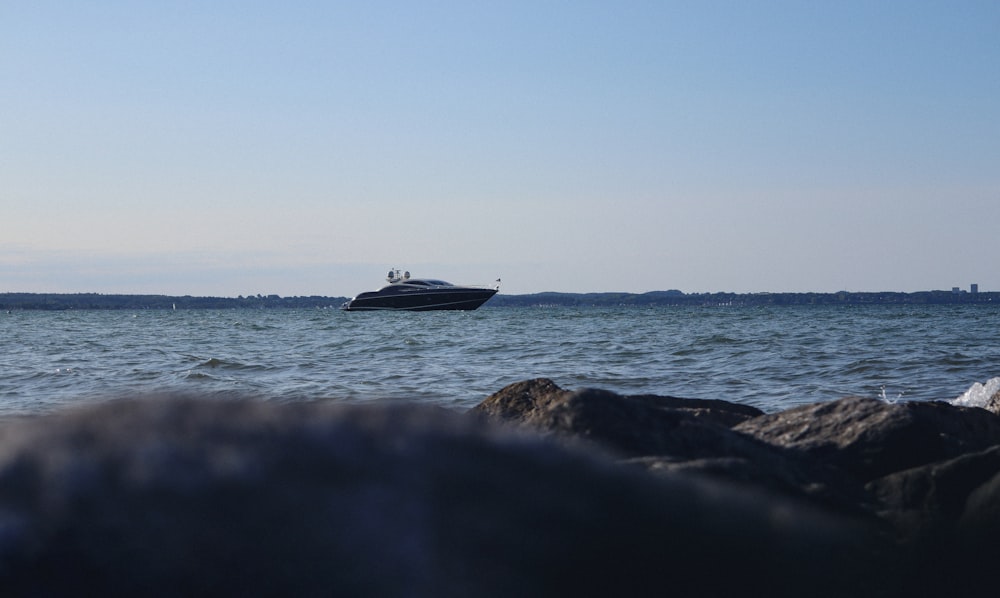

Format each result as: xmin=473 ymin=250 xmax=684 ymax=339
xmin=196 ymin=357 xmax=269 ymax=371
xmin=950 ymin=377 xmax=1000 ymax=408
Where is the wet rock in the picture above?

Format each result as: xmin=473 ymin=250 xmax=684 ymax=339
xmin=0 ymin=396 xmax=883 ymax=598
xmin=734 ymin=396 xmax=1000 ymax=482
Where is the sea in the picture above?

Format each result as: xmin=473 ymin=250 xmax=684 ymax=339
xmin=1 ymin=304 xmax=998 ymax=419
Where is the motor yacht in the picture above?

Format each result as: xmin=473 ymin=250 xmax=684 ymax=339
xmin=341 ymin=269 xmax=499 ymax=311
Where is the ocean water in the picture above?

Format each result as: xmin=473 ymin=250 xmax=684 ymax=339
xmin=1 ymin=304 xmax=998 ymax=419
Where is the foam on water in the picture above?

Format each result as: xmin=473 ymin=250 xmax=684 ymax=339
xmin=950 ymin=377 xmax=1000 ymax=408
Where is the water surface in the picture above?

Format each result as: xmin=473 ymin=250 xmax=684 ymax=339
xmin=2 ymin=305 xmax=998 ymax=418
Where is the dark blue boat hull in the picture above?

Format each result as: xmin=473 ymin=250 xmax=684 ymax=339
xmin=342 ymin=287 xmax=497 ymax=311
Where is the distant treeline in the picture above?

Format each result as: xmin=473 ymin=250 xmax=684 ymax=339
xmin=2 ymin=290 xmax=997 ymax=310
xmin=488 ymin=290 xmax=999 ymax=307
xmin=0 ymin=293 xmax=349 ymax=311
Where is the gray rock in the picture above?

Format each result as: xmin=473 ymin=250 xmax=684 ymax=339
xmin=864 ymin=446 xmax=1000 ymax=595
xmin=473 ymin=379 xmax=768 ymax=459
xmin=866 ymin=445 xmax=1000 ymax=542
xmin=474 ymin=378 xmax=763 ymax=430
xmin=734 ymin=396 xmax=1000 ymax=482
xmin=961 ymin=468 xmax=1000 ymax=535
xmin=471 ymin=377 xmax=570 ymax=423
xmin=985 ymin=389 xmax=1000 ymax=416
xmin=474 ymin=380 xmax=871 ymax=514
xmin=0 ymin=396 xmax=884 ymax=597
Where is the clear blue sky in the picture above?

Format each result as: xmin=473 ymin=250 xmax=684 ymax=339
xmin=3 ymin=1 xmax=998 ymax=296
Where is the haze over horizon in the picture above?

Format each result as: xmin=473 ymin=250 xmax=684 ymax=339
xmin=3 ymin=2 xmax=998 ymax=297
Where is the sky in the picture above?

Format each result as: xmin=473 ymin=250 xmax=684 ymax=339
xmin=2 ymin=1 xmax=998 ymax=297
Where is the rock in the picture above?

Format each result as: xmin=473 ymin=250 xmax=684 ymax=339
xmin=946 ymin=471 xmax=1000 ymax=592
xmin=471 ymin=377 xmax=570 ymax=423
xmin=473 ymin=379 xmax=766 ymax=458
xmin=7 ymin=378 xmax=1000 ymax=596
xmin=864 ymin=446 xmax=1000 ymax=596
xmin=866 ymin=445 xmax=1000 ymax=542
xmin=476 ymin=381 xmax=773 ymax=465
xmin=474 ymin=380 xmax=869 ymax=514
xmin=615 ymin=393 xmax=765 ymax=427
xmin=985 ymin=389 xmax=1000 ymax=415
xmin=519 ymin=387 xmax=767 ymax=459
xmin=474 ymin=378 xmax=763 ymax=430
xmin=734 ymin=397 xmax=1000 ymax=482
xmin=0 ymin=396 xmax=885 ymax=597
xmin=960 ymin=468 xmax=1000 ymax=536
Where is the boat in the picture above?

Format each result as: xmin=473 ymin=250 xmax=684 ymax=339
xmin=341 ymin=269 xmax=499 ymax=311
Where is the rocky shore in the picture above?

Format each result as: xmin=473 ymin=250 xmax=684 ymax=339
xmin=1 ymin=380 xmax=999 ymax=596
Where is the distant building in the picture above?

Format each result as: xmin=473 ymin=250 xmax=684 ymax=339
xmin=971 ymin=284 xmax=979 ymax=294
xmin=953 ymin=287 xmax=961 ymax=294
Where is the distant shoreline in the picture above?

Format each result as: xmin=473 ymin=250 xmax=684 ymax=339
xmin=1 ymin=290 xmax=996 ymax=310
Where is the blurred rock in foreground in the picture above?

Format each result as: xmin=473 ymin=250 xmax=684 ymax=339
xmin=2 ymin=377 xmax=999 ymax=596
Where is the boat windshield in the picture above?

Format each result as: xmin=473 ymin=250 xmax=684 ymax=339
xmin=400 ymin=279 xmax=452 ymax=286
